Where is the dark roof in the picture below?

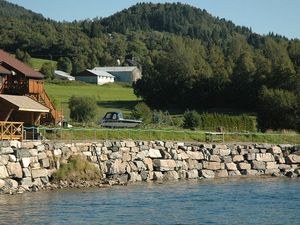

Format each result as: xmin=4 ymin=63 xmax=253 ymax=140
xmin=0 ymin=65 xmax=11 ymax=75
xmin=0 ymin=49 xmax=44 ymax=79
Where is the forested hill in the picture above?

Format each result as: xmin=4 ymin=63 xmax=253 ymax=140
xmin=101 ymin=3 xmax=251 ymax=44
xmin=0 ymin=0 xmax=44 ymax=20
xmin=1 ymin=1 xmax=300 ymax=131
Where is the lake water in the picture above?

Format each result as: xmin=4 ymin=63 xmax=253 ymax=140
xmin=0 ymin=177 xmax=299 ymax=225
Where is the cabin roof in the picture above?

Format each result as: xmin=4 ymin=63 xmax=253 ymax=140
xmin=93 ymin=66 xmax=137 ymax=72
xmin=86 ymin=69 xmax=115 ymax=78
xmin=0 ymin=65 xmax=11 ymax=75
xmin=0 ymin=94 xmax=49 ymax=112
xmin=0 ymin=50 xmax=44 ymax=79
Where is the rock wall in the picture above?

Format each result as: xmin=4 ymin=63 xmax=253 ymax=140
xmin=0 ymin=140 xmax=299 ymax=194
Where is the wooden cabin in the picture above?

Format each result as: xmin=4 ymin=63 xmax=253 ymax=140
xmin=0 ymin=49 xmax=62 ymax=139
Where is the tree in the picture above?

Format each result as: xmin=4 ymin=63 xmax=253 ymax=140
xmin=257 ymin=87 xmax=297 ymax=131
xmin=183 ymin=110 xmax=201 ymax=130
xmin=40 ymin=62 xmax=55 ymax=80
xmin=69 ymin=96 xmax=97 ymax=122
xmin=131 ymin=102 xmax=152 ymax=124
xmin=57 ymin=57 xmax=72 ymax=73
xmin=15 ymin=49 xmax=32 ymax=66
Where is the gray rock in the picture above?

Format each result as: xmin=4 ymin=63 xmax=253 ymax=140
xmin=6 ymin=179 xmax=18 ymax=189
xmin=134 ymin=161 xmax=147 ymax=171
xmin=21 ymin=157 xmax=31 ymax=168
xmin=256 ymin=153 xmax=275 ymax=162
xmin=22 ymin=168 xmax=31 ymax=177
xmin=9 ymin=154 xmax=17 ymax=162
xmin=286 ymin=154 xmax=300 ymax=164
xmin=187 ymin=151 xmax=204 ymax=160
xmin=135 ymin=151 xmax=148 ymax=160
xmin=148 ymin=149 xmax=162 ymax=158
xmin=245 ymin=153 xmax=256 ymax=161
xmin=0 ymin=165 xmax=9 ymax=178
xmin=266 ymin=162 xmax=278 ymax=170
xmin=0 ymin=155 xmax=9 ymax=166
xmin=228 ymin=170 xmax=241 ymax=176
xmin=159 ymin=150 xmax=172 ymax=159
xmin=242 ymin=170 xmax=258 ymax=176
xmin=9 ymin=140 xmax=21 ymax=148
xmin=21 ymin=178 xmax=33 ymax=187
xmin=177 ymin=151 xmax=189 ymax=160
xmin=209 ymin=155 xmax=221 ymax=162
xmin=153 ymin=171 xmax=163 ymax=181
xmin=178 ymin=170 xmax=187 ymax=179
xmin=187 ymin=159 xmax=201 ymax=170
xmin=0 ymin=179 xmax=5 ymax=188
xmin=251 ymin=161 xmax=266 ymax=170
xmin=163 ymin=171 xmax=179 ymax=180
xmin=31 ymin=169 xmax=48 ymax=178
xmin=215 ymin=170 xmax=228 ymax=178
xmin=232 ymin=155 xmax=244 ymax=162
xmin=153 ymin=159 xmax=176 ymax=171
xmin=274 ymin=155 xmax=285 ymax=164
xmin=140 ymin=171 xmax=151 ymax=181
xmin=186 ymin=169 xmax=199 ymax=179
xmin=0 ymin=147 xmax=14 ymax=155
xmin=219 ymin=149 xmax=231 ymax=156
xmin=7 ymin=162 xmax=22 ymax=178
xmin=203 ymin=162 xmax=221 ymax=170
xmin=225 ymin=162 xmax=238 ymax=171
xmin=40 ymin=158 xmax=50 ymax=168
xmin=267 ymin=146 xmax=282 ymax=154
xmin=238 ymin=163 xmax=251 ymax=170
xmin=143 ymin=158 xmax=153 ymax=171
xmin=200 ymin=170 xmax=215 ymax=179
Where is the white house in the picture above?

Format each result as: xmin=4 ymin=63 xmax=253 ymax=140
xmin=54 ymin=70 xmax=75 ymax=81
xmin=93 ymin=66 xmax=142 ymax=83
xmin=75 ymin=69 xmax=115 ymax=85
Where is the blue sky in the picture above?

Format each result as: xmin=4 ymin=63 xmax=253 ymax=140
xmin=7 ymin=0 xmax=300 ymax=39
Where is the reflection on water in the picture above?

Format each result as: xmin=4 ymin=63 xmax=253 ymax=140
xmin=0 ymin=177 xmax=299 ymax=225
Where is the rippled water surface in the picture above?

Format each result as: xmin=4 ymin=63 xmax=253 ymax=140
xmin=0 ymin=178 xmax=299 ymax=225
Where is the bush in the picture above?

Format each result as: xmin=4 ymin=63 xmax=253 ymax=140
xmin=52 ymin=156 xmax=102 ymax=182
xmin=258 ymin=87 xmax=297 ymax=131
xmin=69 ymin=96 xmax=97 ymax=122
xmin=40 ymin=62 xmax=55 ymax=80
xmin=131 ymin=102 xmax=152 ymax=124
xmin=183 ymin=110 xmax=201 ymax=130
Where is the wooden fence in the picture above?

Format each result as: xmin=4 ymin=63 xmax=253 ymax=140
xmin=0 ymin=121 xmax=24 ymax=141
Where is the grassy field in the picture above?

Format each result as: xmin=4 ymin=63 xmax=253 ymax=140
xmin=45 ymin=82 xmax=140 ymax=121
xmin=31 ymin=57 xmax=57 ymax=70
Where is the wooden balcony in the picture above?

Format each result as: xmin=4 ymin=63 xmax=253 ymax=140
xmin=0 ymin=121 xmax=23 ymax=141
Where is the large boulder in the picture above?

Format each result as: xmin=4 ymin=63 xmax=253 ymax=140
xmin=0 ymin=155 xmax=9 ymax=166
xmin=163 ymin=171 xmax=179 ymax=180
xmin=215 ymin=170 xmax=228 ymax=178
xmin=225 ymin=162 xmax=238 ymax=171
xmin=186 ymin=169 xmax=199 ymax=179
xmin=31 ymin=169 xmax=48 ymax=178
xmin=238 ymin=163 xmax=251 ymax=170
xmin=187 ymin=151 xmax=204 ymax=160
xmin=203 ymin=162 xmax=221 ymax=170
xmin=153 ymin=159 xmax=176 ymax=171
xmin=200 ymin=170 xmax=215 ymax=178
xmin=0 ymin=147 xmax=13 ymax=155
xmin=267 ymin=146 xmax=282 ymax=154
xmin=286 ymin=154 xmax=300 ymax=164
xmin=0 ymin=165 xmax=9 ymax=179
xmin=6 ymin=162 xmax=22 ymax=178
xmin=256 ymin=153 xmax=275 ymax=162
xmin=251 ymin=161 xmax=266 ymax=170
xmin=232 ymin=155 xmax=244 ymax=162
xmin=148 ymin=149 xmax=162 ymax=159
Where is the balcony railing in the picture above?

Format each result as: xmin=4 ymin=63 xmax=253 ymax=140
xmin=0 ymin=121 xmax=24 ymax=141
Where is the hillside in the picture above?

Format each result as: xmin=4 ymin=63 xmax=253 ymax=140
xmin=0 ymin=0 xmax=44 ymax=20
xmin=101 ymin=3 xmax=251 ymax=45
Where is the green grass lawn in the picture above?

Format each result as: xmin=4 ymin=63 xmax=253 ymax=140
xmin=45 ymin=82 xmax=140 ymax=121
xmin=31 ymin=57 xmax=57 ymax=70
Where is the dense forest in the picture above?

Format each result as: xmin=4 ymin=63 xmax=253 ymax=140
xmin=0 ymin=0 xmax=300 ymax=131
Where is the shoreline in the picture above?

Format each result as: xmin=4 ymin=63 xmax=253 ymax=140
xmin=0 ymin=140 xmax=299 ymax=195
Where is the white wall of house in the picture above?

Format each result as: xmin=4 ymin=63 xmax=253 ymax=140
xmin=97 ymin=76 xmax=114 ymax=85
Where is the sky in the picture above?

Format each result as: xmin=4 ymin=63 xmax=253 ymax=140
xmin=6 ymin=0 xmax=300 ymax=39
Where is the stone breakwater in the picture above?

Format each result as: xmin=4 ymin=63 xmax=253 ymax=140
xmin=0 ymin=140 xmax=300 ymax=194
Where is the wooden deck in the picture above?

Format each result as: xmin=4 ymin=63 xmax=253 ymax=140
xmin=0 ymin=121 xmax=23 ymax=141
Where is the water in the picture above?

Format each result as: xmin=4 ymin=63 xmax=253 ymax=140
xmin=0 ymin=178 xmax=299 ymax=225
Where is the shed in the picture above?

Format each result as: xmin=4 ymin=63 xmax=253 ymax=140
xmin=0 ymin=94 xmax=49 ymax=126
xmin=75 ymin=69 xmax=115 ymax=85
xmin=54 ymin=70 xmax=75 ymax=81
xmin=93 ymin=66 xmax=141 ymax=83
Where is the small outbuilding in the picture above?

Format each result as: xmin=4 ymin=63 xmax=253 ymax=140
xmin=93 ymin=66 xmax=141 ymax=83
xmin=54 ymin=70 xmax=75 ymax=81
xmin=75 ymin=69 xmax=115 ymax=85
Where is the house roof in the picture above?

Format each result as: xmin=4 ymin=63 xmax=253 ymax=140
xmin=0 ymin=49 xmax=44 ymax=79
xmin=86 ymin=69 xmax=115 ymax=78
xmin=0 ymin=94 xmax=49 ymax=112
xmin=54 ymin=70 xmax=75 ymax=79
xmin=93 ymin=66 xmax=138 ymax=72
xmin=0 ymin=65 xmax=11 ymax=75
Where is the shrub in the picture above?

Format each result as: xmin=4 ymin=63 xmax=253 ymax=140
xmin=183 ymin=110 xmax=201 ymax=130
xmin=69 ymin=96 xmax=97 ymax=122
xmin=258 ymin=87 xmax=297 ymax=131
xmin=40 ymin=62 xmax=55 ymax=80
xmin=131 ymin=102 xmax=152 ymax=124
xmin=52 ymin=156 xmax=102 ymax=182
